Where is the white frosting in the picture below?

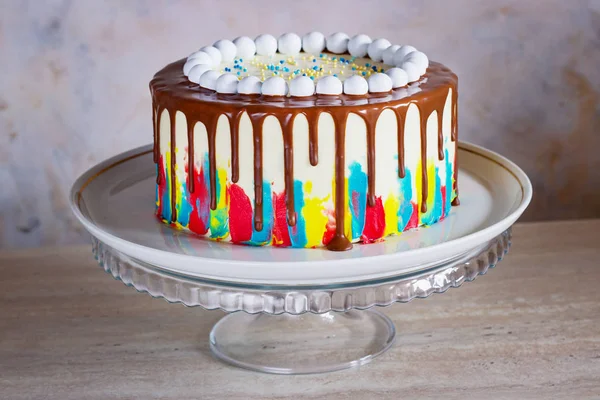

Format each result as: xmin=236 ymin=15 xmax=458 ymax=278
xmin=401 ymin=61 xmax=421 ymax=82
xmin=404 ymin=51 xmax=429 ymax=74
xmin=238 ymin=76 xmax=262 ymax=94
xmin=183 ymin=33 xmax=430 ymax=96
xmin=278 ymin=33 xmax=302 ymax=56
xmin=289 ymin=75 xmax=315 ymax=97
xmin=367 ymin=73 xmax=393 ymax=93
xmin=261 ymin=76 xmax=288 ymax=96
xmin=233 ymin=36 xmax=256 ymax=59
xmin=213 ymin=39 xmax=236 ymax=63
xmin=385 ymin=67 xmax=409 ymax=88
xmin=393 ymin=45 xmax=417 ymax=66
xmin=302 ymin=32 xmax=326 ymax=54
xmin=199 ymin=46 xmax=222 ymax=67
xmin=343 ymin=74 xmax=368 ymax=95
xmin=382 ymin=44 xmax=401 ymax=65
xmin=215 ymin=73 xmax=239 ymax=94
xmin=367 ymin=38 xmax=391 ymax=62
xmin=326 ymin=32 xmax=349 ymax=54
xmin=187 ymin=64 xmax=212 ymax=84
xmin=348 ymin=34 xmax=372 ymax=58
xmin=316 ymin=75 xmax=342 ymax=95
xmin=254 ymin=34 xmax=277 ymax=56
xmin=183 ymin=53 xmax=212 ymax=76
xmin=199 ymin=70 xmax=222 ymax=90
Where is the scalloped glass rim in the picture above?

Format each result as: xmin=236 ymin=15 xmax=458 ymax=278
xmin=92 ymin=228 xmax=510 ymax=314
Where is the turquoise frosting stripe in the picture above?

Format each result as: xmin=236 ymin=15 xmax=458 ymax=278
xmin=348 ymin=161 xmax=367 ymax=240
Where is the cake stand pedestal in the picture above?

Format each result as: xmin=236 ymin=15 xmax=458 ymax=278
xmin=92 ymin=229 xmax=510 ymax=374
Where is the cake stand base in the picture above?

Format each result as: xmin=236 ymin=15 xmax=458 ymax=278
xmin=209 ymin=309 xmax=396 ymax=375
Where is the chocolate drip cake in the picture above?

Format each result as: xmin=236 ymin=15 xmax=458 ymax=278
xmin=150 ymin=32 xmax=459 ymax=251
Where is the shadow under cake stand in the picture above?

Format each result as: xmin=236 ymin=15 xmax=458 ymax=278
xmin=71 ymin=142 xmax=531 ymax=374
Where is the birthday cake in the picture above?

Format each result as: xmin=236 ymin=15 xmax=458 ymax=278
xmin=150 ymin=32 xmax=459 ymax=251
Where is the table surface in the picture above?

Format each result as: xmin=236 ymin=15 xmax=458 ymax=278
xmin=1 ymin=219 xmax=599 ymax=400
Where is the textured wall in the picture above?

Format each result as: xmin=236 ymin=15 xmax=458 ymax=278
xmin=1 ymin=0 xmax=599 ymax=248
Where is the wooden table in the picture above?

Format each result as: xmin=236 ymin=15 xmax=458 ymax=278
xmin=1 ymin=220 xmax=599 ymax=399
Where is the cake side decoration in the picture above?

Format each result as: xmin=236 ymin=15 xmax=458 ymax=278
xmin=151 ymin=32 xmax=459 ymax=251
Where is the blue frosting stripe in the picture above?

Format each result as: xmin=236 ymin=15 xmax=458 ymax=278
xmin=348 ymin=161 xmax=367 ymax=240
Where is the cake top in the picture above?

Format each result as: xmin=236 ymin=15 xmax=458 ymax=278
xmin=182 ymin=32 xmax=429 ymax=98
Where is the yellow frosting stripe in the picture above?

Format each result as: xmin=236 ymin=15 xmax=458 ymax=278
xmin=383 ymin=193 xmax=400 ymax=236
xmin=301 ymin=181 xmax=328 ymax=248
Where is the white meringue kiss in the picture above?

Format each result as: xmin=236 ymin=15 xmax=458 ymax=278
xmin=289 ymin=75 xmax=315 ymax=97
xmin=237 ymin=76 xmax=262 ymax=94
xmin=215 ymin=73 xmax=239 ymax=94
xmin=385 ymin=67 xmax=409 ymax=88
xmin=261 ymin=76 xmax=288 ymax=96
xmin=183 ymin=52 xmax=212 ymax=76
xmin=382 ymin=44 xmax=401 ymax=65
xmin=326 ymin=32 xmax=349 ymax=54
xmin=213 ymin=39 xmax=236 ymax=62
xmin=401 ymin=61 xmax=422 ymax=82
xmin=348 ymin=34 xmax=372 ymax=58
xmin=393 ymin=45 xmax=417 ymax=66
xmin=403 ymin=51 xmax=429 ymax=74
xmin=233 ymin=36 xmax=256 ymax=59
xmin=254 ymin=34 xmax=277 ymax=56
xmin=316 ymin=75 xmax=342 ymax=95
xmin=199 ymin=46 xmax=222 ymax=67
xmin=187 ymin=64 xmax=212 ymax=84
xmin=367 ymin=38 xmax=391 ymax=62
xmin=302 ymin=31 xmax=326 ymax=54
xmin=343 ymin=74 xmax=368 ymax=95
xmin=199 ymin=70 xmax=222 ymax=90
xmin=278 ymin=32 xmax=302 ymax=55
xmin=367 ymin=73 xmax=393 ymax=93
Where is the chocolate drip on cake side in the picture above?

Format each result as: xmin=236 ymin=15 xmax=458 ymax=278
xmin=150 ymin=60 xmax=459 ymax=248
xmin=451 ymin=87 xmax=460 ymax=206
xmin=279 ymin=112 xmax=298 ymax=227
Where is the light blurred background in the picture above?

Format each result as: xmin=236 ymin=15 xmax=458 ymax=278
xmin=1 ymin=0 xmax=599 ymax=248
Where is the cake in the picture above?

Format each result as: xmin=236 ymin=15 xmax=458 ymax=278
xmin=150 ymin=32 xmax=459 ymax=251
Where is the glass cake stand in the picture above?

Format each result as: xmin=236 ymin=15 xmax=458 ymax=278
xmin=71 ymin=141 xmax=531 ymax=374
xmin=91 ymin=228 xmax=510 ymax=374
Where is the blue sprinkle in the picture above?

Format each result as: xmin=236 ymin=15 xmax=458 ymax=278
xmin=310 ymin=76 xmax=314 ymax=80
xmin=362 ymin=71 xmax=367 ymax=76
xmin=275 ymin=65 xmax=280 ymax=70
xmin=274 ymin=71 xmax=279 ymax=75
xmin=312 ymin=58 xmax=316 ymax=62
xmin=237 ymin=71 xmax=241 ymax=75
xmin=279 ymin=59 xmax=285 ymax=64
xmin=234 ymin=59 xmax=238 ymax=64
xmin=303 ymin=73 xmax=307 ymax=76
xmin=319 ymin=53 xmax=324 ymax=57
xmin=380 ymin=68 xmax=385 ymax=73
xmin=239 ymin=58 xmax=243 ymax=62
xmin=340 ymin=57 xmax=345 ymax=62
xmin=243 ymin=68 xmax=248 ymax=72
xmin=352 ymin=66 xmax=356 ymax=70
xmin=372 ymin=65 xmax=378 ymax=71
xmin=333 ymin=74 xmax=337 ymax=77
xmin=365 ymin=63 xmax=370 ymax=67
xmin=332 ymin=56 xmax=337 ymax=61
xmin=312 ymin=66 xmax=318 ymax=70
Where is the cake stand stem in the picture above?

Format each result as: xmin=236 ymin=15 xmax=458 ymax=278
xmin=209 ymin=309 xmax=396 ymax=375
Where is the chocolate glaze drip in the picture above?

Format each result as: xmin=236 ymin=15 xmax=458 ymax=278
xmin=306 ymin=109 xmax=319 ymax=166
xmin=169 ymin=109 xmax=177 ymax=221
xmin=279 ymin=113 xmax=298 ymax=227
xmin=150 ymin=59 xmax=459 ymax=248
xmin=248 ymin=113 xmax=266 ymax=231
xmin=327 ymin=112 xmax=352 ymax=251
xmin=186 ymin=116 xmax=195 ymax=192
